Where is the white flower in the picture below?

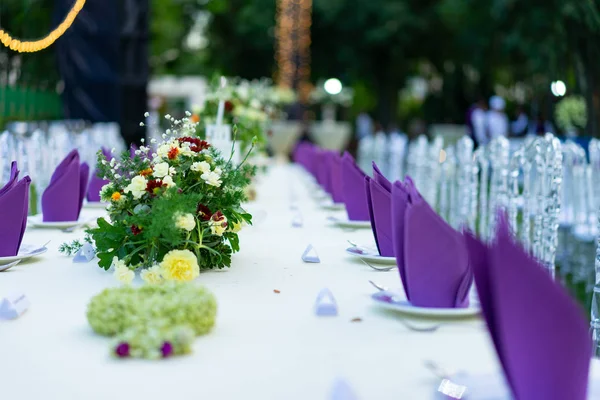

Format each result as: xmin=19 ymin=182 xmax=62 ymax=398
xmin=169 ymin=167 xmax=177 ymax=176
xmin=191 ymin=161 xmax=211 ymax=173
xmin=162 ymin=175 xmax=176 ymax=188
xmin=123 ymin=175 xmax=147 ymax=199
xmin=175 ymin=213 xmax=196 ymax=231
xmin=250 ymin=99 xmax=261 ymax=109
xmin=156 ymin=143 xmax=172 ymax=159
xmin=179 ymin=143 xmax=194 ymax=157
xmin=99 ymin=184 xmax=113 ymax=201
xmin=112 ymin=257 xmax=135 ymax=285
xmin=140 ymin=264 xmax=163 ymax=285
xmin=144 ymin=112 xmax=150 ymax=117
xmin=201 ymin=171 xmax=222 ymax=187
xmin=214 ymin=167 xmax=223 ymax=175
xmin=153 ymin=162 xmax=170 ymax=178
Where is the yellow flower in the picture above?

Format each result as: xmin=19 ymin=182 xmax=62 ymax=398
xmin=160 ymin=250 xmax=199 ymax=282
xmin=229 ymin=220 xmax=244 ymax=233
xmin=140 ymin=265 xmax=164 ymax=285
xmin=112 ymin=258 xmax=135 ymax=285
xmin=111 ymin=192 xmax=122 ymax=202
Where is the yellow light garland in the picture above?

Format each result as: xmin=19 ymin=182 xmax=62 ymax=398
xmin=0 ymin=0 xmax=86 ymax=53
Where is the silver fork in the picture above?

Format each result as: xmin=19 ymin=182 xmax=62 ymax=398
xmin=0 ymin=260 xmax=22 ymax=272
xmin=360 ymin=258 xmax=396 ymax=271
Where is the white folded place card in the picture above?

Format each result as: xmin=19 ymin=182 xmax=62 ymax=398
xmin=315 ymin=288 xmax=338 ymax=316
xmin=73 ymin=243 xmax=96 ymax=263
xmin=330 ymin=378 xmax=359 ymax=400
xmin=0 ymin=292 xmax=30 ymax=319
xmin=292 ymin=212 xmax=303 ymax=228
xmin=302 ymin=244 xmax=320 ymax=263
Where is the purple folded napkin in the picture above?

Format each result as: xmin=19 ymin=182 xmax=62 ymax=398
xmin=465 ymin=214 xmax=592 ymax=400
xmin=0 ymin=162 xmax=31 ymax=257
xmin=322 ymin=152 xmax=335 ymax=196
xmin=42 ymin=150 xmax=89 ymax=222
xmin=366 ymin=163 xmax=393 ymax=257
xmin=330 ymin=154 xmax=344 ymax=203
xmin=372 ymin=162 xmax=392 ymax=192
xmin=365 ymin=176 xmax=394 ymax=257
xmin=316 ymin=150 xmax=329 ymax=188
xmin=393 ymin=176 xmax=472 ymax=308
xmin=341 ymin=152 xmax=370 ymax=221
xmin=87 ymin=148 xmax=111 ymax=202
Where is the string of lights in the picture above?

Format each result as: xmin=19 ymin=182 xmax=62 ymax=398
xmin=275 ymin=0 xmax=311 ymax=92
xmin=0 ymin=0 xmax=86 ymax=53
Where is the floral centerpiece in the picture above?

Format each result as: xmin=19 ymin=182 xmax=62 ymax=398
xmin=62 ymin=112 xmax=256 ymax=283
xmin=197 ymin=77 xmax=270 ymax=153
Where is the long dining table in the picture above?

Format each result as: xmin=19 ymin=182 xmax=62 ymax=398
xmin=1 ymin=161 xmax=599 ymax=399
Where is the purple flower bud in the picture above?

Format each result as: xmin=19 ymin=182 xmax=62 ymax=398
xmin=161 ymin=341 xmax=174 ymax=358
xmin=115 ymin=342 xmax=130 ymax=358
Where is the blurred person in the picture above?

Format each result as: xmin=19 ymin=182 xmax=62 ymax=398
xmin=355 ymin=111 xmax=373 ymax=140
xmin=466 ymin=98 xmax=487 ymax=146
xmin=511 ymin=106 xmax=529 ymax=136
xmin=529 ymin=113 xmax=555 ymax=136
xmin=487 ymin=95 xmax=509 ymax=140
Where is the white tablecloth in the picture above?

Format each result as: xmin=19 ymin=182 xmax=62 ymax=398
xmin=1 ymin=163 xmax=598 ymax=399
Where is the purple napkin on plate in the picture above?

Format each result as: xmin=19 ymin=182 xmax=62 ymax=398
xmin=341 ymin=152 xmax=370 ymax=221
xmin=0 ymin=162 xmax=31 ymax=257
xmin=316 ymin=150 xmax=329 ymax=189
xmin=366 ymin=163 xmax=393 ymax=256
xmin=330 ymin=154 xmax=344 ymax=203
xmin=395 ymin=176 xmax=472 ymax=308
xmin=365 ymin=176 xmax=394 ymax=257
xmin=87 ymin=148 xmax=111 ymax=202
xmin=323 ymin=152 xmax=335 ymax=196
xmin=465 ymin=213 xmax=592 ymax=400
xmin=42 ymin=150 xmax=89 ymax=222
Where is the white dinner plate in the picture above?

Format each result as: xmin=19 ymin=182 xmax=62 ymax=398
xmin=345 ymin=246 xmax=396 ymax=264
xmin=432 ymin=371 xmax=600 ymax=399
xmin=372 ymin=291 xmax=480 ymax=317
xmin=0 ymin=243 xmax=49 ymax=266
xmin=83 ymin=201 xmax=109 ymax=210
xmin=328 ymin=216 xmax=371 ymax=229
xmin=28 ymin=215 xmax=82 ymax=229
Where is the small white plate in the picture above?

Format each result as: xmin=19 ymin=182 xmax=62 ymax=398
xmin=328 ymin=216 xmax=372 ymax=229
xmin=0 ymin=243 xmax=49 ymax=265
xmin=319 ymin=199 xmax=345 ymax=211
xmin=28 ymin=215 xmax=82 ymax=229
xmin=372 ymin=291 xmax=480 ymax=317
xmin=83 ymin=202 xmax=108 ymax=210
xmin=346 ymin=247 xmax=397 ymax=264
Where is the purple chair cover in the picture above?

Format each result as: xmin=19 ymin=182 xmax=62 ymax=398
xmin=395 ymin=176 xmax=472 ymax=308
xmin=87 ymin=148 xmax=111 ymax=202
xmin=341 ymin=152 xmax=370 ymax=221
xmin=465 ymin=214 xmax=591 ymax=400
xmin=365 ymin=176 xmax=394 ymax=257
xmin=0 ymin=162 xmax=31 ymax=257
xmin=42 ymin=150 xmax=86 ymax=222
xmin=330 ymin=154 xmax=344 ymax=203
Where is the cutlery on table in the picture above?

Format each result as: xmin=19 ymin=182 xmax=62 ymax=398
xmin=0 ymin=260 xmax=22 ymax=272
xmin=360 ymin=258 xmax=396 ymax=272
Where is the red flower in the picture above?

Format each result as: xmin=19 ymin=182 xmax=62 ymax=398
xmin=224 ymin=101 xmax=234 ymax=113
xmin=211 ymin=211 xmax=228 ymax=228
xmin=196 ymin=204 xmax=212 ymax=221
xmin=131 ymin=225 xmax=143 ymax=235
xmin=146 ymin=179 xmax=166 ymax=196
xmin=167 ymin=146 xmax=179 ymax=160
xmin=178 ymin=137 xmax=210 ymax=153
